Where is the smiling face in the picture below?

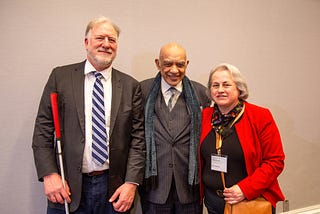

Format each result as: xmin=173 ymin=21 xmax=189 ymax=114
xmin=85 ymin=21 xmax=118 ymax=71
xmin=210 ymin=68 xmax=240 ymax=114
xmin=155 ymin=43 xmax=189 ymax=86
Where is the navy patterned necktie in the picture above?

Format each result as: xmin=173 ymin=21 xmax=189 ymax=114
xmin=92 ymin=72 xmax=108 ymax=165
xmin=168 ymin=87 xmax=177 ymax=111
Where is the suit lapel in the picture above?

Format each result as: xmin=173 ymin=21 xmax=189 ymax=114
xmin=72 ymin=61 xmax=86 ymax=136
xmin=110 ymin=68 xmax=122 ymax=136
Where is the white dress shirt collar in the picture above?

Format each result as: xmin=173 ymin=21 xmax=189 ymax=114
xmin=84 ymin=60 xmax=112 ymax=80
xmin=161 ymin=77 xmax=183 ymax=95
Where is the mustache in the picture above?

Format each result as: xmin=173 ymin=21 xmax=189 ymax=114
xmin=97 ymin=48 xmax=112 ymax=53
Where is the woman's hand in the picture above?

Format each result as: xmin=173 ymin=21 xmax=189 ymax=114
xmin=223 ymin=184 xmax=245 ymax=204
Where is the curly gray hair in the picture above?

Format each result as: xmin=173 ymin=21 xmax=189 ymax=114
xmin=207 ymin=63 xmax=249 ymax=101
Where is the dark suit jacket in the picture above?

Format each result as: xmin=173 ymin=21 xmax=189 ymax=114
xmin=139 ymin=77 xmax=211 ymax=204
xmin=32 ymin=61 xmax=145 ymax=212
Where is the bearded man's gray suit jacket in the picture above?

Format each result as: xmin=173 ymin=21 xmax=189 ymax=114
xmin=32 ymin=61 xmax=145 ymax=212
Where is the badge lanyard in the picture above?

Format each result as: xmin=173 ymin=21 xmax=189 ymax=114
xmin=213 ymin=104 xmax=245 ymax=188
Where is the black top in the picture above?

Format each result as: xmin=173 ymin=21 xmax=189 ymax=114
xmin=200 ymin=127 xmax=247 ymax=191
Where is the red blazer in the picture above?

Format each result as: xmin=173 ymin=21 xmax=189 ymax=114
xmin=199 ymin=102 xmax=285 ymax=207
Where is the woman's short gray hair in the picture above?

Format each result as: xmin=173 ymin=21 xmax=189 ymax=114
xmin=207 ymin=63 xmax=249 ymax=100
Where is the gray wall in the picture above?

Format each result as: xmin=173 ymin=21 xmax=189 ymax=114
xmin=0 ymin=0 xmax=319 ymax=213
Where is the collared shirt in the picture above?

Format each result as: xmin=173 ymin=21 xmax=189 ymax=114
xmin=161 ymin=77 xmax=182 ymax=107
xmin=82 ymin=60 xmax=112 ymax=173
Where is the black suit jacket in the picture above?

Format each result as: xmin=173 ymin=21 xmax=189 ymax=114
xmin=32 ymin=61 xmax=145 ymax=212
xmin=139 ymin=76 xmax=211 ymax=204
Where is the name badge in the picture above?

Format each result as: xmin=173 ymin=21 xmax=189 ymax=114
xmin=211 ymin=154 xmax=228 ymax=173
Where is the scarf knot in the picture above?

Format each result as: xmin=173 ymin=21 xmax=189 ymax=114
xmin=212 ymin=101 xmax=244 ymax=136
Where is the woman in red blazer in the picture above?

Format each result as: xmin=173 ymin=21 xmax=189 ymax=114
xmin=199 ymin=63 xmax=285 ymax=214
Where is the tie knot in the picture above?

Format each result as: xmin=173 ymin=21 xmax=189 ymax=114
xmin=94 ymin=72 xmax=103 ymax=79
xmin=169 ymin=87 xmax=177 ymax=95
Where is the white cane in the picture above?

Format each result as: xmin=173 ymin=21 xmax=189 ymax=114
xmin=50 ymin=93 xmax=70 ymax=214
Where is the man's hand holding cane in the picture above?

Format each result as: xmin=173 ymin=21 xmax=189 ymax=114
xmin=50 ymin=93 xmax=70 ymax=214
xmin=44 ymin=173 xmax=71 ymax=204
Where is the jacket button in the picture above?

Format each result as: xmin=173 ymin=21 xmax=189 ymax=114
xmin=168 ymin=163 xmax=173 ymax=168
